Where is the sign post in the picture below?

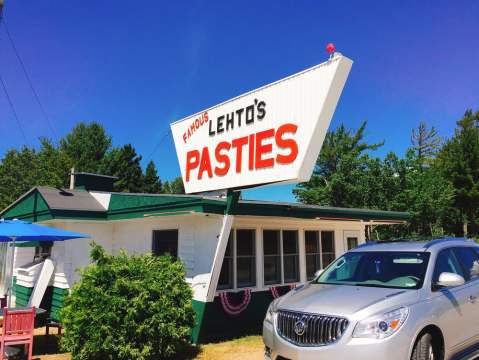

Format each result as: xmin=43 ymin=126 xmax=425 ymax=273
xmin=171 ymin=51 xmax=353 ymax=304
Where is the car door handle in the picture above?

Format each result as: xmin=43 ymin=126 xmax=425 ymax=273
xmin=469 ymin=295 xmax=477 ymax=304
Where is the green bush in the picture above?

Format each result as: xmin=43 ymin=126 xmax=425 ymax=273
xmin=60 ymin=244 xmax=195 ymax=360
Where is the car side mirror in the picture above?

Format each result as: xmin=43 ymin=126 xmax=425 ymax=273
xmin=314 ymin=269 xmax=324 ymax=278
xmin=436 ymin=272 xmax=465 ymax=288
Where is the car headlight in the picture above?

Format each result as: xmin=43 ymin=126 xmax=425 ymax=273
xmin=353 ymin=307 xmax=409 ymax=339
xmin=265 ymin=299 xmax=279 ymax=324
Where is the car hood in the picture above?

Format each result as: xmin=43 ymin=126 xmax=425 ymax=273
xmin=277 ymin=283 xmax=419 ymax=318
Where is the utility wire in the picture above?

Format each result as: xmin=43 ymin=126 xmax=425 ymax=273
xmin=1 ymin=18 xmax=57 ymax=139
xmin=0 ymin=72 xmax=28 ymax=144
xmin=145 ymin=129 xmax=172 ymax=162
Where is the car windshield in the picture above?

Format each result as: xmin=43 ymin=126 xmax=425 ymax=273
xmin=315 ymin=251 xmax=430 ymax=289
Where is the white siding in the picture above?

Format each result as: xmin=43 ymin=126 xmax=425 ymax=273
xmin=32 ymin=215 xmax=366 ymax=297
xmin=111 ymin=214 xmax=224 ymax=278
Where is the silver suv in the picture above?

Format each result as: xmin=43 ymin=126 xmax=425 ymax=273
xmin=263 ymin=238 xmax=479 ymax=360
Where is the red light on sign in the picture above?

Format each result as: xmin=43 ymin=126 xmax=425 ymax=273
xmin=326 ymin=43 xmax=335 ymax=54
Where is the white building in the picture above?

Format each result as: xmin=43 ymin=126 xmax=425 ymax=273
xmin=0 ymin=173 xmax=408 ymax=342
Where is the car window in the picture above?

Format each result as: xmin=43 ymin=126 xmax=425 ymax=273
xmin=452 ymin=247 xmax=479 ymax=282
xmin=316 ymin=251 xmax=430 ymax=289
xmin=433 ymin=249 xmax=465 ymax=284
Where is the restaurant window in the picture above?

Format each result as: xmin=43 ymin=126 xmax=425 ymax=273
xmin=305 ymin=230 xmax=336 ymax=280
xmin=218 ymin=229 xmax=256 ymax=290
xmin=321 ymin=231 xmax=335 ymax=268
xmin=218 ymin=233 xmax=234 ymax=290
xmin=263 ymin=230 xmax=300 ymax=285
xmin=283 ymin=230 xmax=299 ymax=283
xmin=347 ymin=237 xmax=358 ymax=250
xmin=34 ymin=242 xmax=53 ymax=262
xmin=152 ymin=229 xmax=178 ymax=258
xmin=305 ymin=231 xmax=321 ymax=281
xmin=263 ymin=230 xmax=282 ymax=285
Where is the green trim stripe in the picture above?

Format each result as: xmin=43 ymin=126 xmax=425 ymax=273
xmin=0 ymin=187 xmax=410 ymax=222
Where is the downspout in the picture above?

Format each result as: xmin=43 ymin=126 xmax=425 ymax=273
xmin=205 ymin=190 xmax=240 ymax=302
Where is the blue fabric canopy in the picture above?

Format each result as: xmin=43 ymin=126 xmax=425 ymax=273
xmin=0 ymin=219 xmax=90 ymax=307
xmin=0 ymin=219 xmax=90 ymax=242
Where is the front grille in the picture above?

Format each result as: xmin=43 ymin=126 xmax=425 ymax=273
xmin=276 ymin=310 xmax=349 ymax=346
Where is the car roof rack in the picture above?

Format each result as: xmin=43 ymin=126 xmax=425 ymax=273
xmin=355 ymin=238 xmax=418 ymax=249
xmin=423 ymin=237 xmax=471 ymax=249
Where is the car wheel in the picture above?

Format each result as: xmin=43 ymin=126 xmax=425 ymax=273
xmin=411 ymin=332 xmax=436 ymax=360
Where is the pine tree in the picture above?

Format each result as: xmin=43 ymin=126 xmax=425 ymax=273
xmin=411 ymin=121 xmax=442 ymax=167
xmin=143 ymin=161 xmax=162 ymax=194
xmin=438 ymin=109 xmax=479 ymax=236
xmin=163 ymin=177 xmax=185 ymax=194
xmin=60 ymin=122 xmax=111 ymax=173
xmin=100 ymin=144 xmax=144 ymax=193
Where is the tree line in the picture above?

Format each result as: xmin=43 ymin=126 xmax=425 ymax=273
xmin=0 ymin=122 xmax=184 ymax=210
xmin=1 ymin=110 xmax=478 ymax=239
xmin=294 ymin=109 xmax=479 ymax=238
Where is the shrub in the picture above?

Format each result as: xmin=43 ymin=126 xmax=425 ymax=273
xmin=60 ymin=244 xmax=195 ymax=360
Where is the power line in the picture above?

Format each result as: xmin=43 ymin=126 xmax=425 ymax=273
xmin=145 ymin=129 xmax=172 ymax=162
xmin=1 ymin=18 xmax=58 ymax=139
xmin=0 ymin=72 xmax=28 ymax=144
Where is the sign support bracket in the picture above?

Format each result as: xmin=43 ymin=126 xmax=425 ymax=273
xmin=205 ymin=189 xmax=240 ymax=302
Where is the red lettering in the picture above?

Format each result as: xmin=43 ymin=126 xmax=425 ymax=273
xmin=214 ymin=141 xmax=231 ymax=176
xmin=185 ymin=150 xmax=200 ymax=182
xmin=232 ymin=136 xmax=248 ymax=173
xmin=183 ymin=133 xmax=187 ymax=143
xmin=198 ymin=147 xmax=213 ymax=180
xmin=248 ymin=134 xmax=255 ymax=170
xmin=204 ymin=111 xmax=209 ymax=122
xmin=255 ymin=129 xmax=274 ymax=169
xmin=275 ymin=123 xmax=298 ymax=164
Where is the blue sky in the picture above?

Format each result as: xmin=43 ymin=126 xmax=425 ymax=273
xmin=0 ymin=0 xmax=478 ymax=202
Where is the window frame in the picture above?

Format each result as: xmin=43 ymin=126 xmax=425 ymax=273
xmin=451 ymin=246 xmax=479 ymax=284
xmin=282 ymin=229 xmax=300 ymax=284
xmin=262 ymin=228 xmax=301 ymax=286
xmin=302 ymin=229 xmax=338 ymax=281
xmin=236 ymin=229 xmax=257 ymax=288
xmin=262 ymin=229 xmax=283 ymax=286
xmin=217 ymin=228 xmax=257 ymax=291
xmin=151 ymin=228 xmax=179 ymax=259
xmin=320 ymin=230 xmax=336 ymax=269
xmin=431 ymin=247 xmax=466 ymax=291
xmin=305 ymin=230 xmax=322 ymax=281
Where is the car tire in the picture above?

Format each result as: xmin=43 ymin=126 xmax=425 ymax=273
xmin=411 ymin=332 xmax=436 ymax=360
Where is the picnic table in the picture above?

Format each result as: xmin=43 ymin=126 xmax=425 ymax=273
xmin=0 ymin=307 xmax=46 ymax=317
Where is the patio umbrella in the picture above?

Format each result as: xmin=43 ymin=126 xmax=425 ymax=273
xmin=0 ymin=219 xmax=90 ymax=307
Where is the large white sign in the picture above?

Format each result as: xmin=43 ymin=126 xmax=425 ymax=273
xmin=171 ymin=54 xmax=353 ymax=194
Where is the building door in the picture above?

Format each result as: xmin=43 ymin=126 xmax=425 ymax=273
xmin=152 ymin=229 xmax=178 ymax=259
xmin=344 ymin=230 xmax=360 ymax=251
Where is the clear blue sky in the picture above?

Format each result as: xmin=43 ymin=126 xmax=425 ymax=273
xmin=0 ymin=1 xmax=478 ymax=202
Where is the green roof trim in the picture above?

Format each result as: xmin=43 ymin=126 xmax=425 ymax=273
xmin=0 ymin=187 xmax=410 ymax=223
xmin=1 ymin=189 xmax=51 ymax=221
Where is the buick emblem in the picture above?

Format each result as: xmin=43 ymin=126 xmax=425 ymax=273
xmin=294 ymin=318 xmax=307 ymax=336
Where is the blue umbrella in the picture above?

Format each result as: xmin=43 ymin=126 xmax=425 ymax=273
xmin=0 ymin=219 xmax=90 ymax=306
